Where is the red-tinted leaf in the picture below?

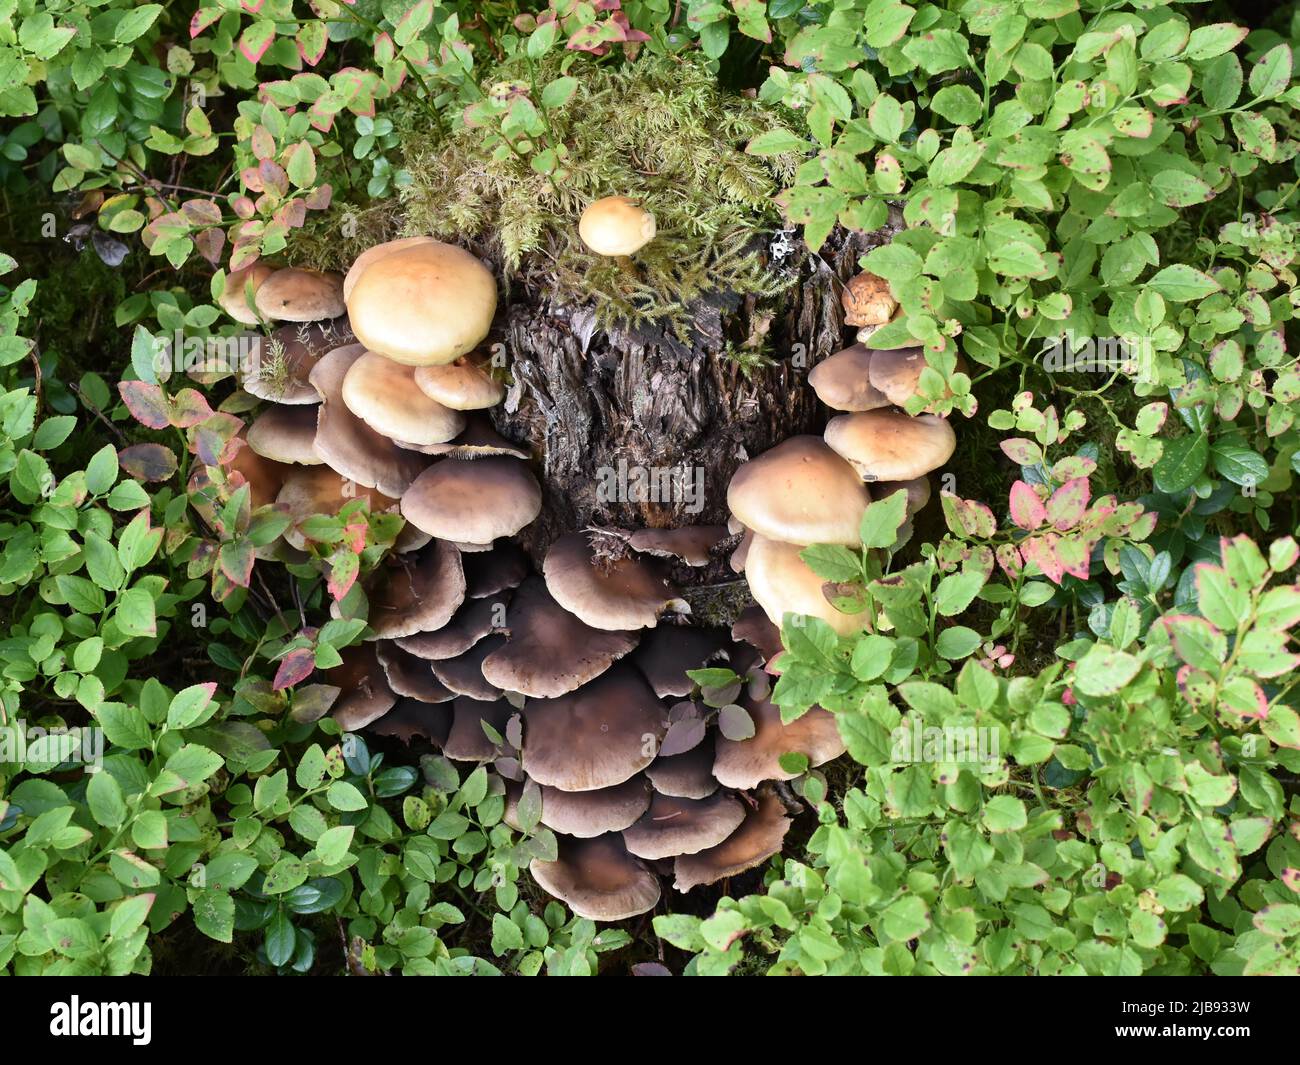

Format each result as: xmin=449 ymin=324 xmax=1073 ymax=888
xmin=1054 ymin=535 xmax=1092 ymax=580
xmin=194 ymin=227 xmax=226 ymax=266
xmin=1000 ymin=438 xmax=1043 ymax=466
xmin=118 ymin=381 xmax=171 ymax=429
xmin=239 ymin=20 xmax=276 ymax=65
xmin=995 ymin=542 xmax=1023 ymax=580
xmin=1009 ymin=480 xmax=1047 ymax=530
xmin=219 ymin=538 xmax=256 ymax=588
xmin=1020 ymin=532 xmax=1065 ymax=584
xmin=190 ymin=6 xmax=223 ymax=38
xmin=327 ymin=549 xmax=360 ymax=602
xmin=273 ymin=647 xmax=316 ymax=691
xmin=1046 ymin=476 xmax=1091 ymax=531
xmin=169 ymin=388 xmax=215 ymax=429
xmin=118 ymin=443 xmax=178 ymax=483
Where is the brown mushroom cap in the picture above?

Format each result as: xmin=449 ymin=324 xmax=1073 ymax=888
xmin=645 ymin=737 xmax=719 ymax=800
xmin=731 ymin=604 xmax=783 ymax=662
xmin=255 ymin=267 xmax=346 ymax=323
xmin=543 ymin=533 xmax=685 ymax=632
xmin=367 ymin=696 xmax=454 ymax=746
xmin=341 ymin=349 xmax=466 ymax=446
xmin=443 ymin=696 xmax=513 ymax=762
xmin=463 ymin=542 xmax=530 ymax=599
xmin=522 ymin=665 xmax=666 ymax=792
xmin=627 ymin=525 xmax=729 ymax=567
xmin=361 ymin=540 xmax=466 ymax=640
xmin=246 ymin=404 xmax=322 ymax=465
xmin=346 ymin=240 xmax=497 ymax=366
xmin=429 ymin=634 xmax=507 ymax=701
xmin=874 ymin=475 xmax=932 ymax=518
xmin=395 ymin=591 xmax=510 ymax=661
xmin=631 ymin=625 xmax=730 ymax=699
xmin=327 ymin=644 xmax=398 ymax=730
xmin=578 ymin=196 xmax=657 ymax=256
xmin=672 ymin=788 xmax=791 ymax=892
xmin=824 ymin=410 xmax=956 ymax=482
xmin=401 ymin=457 xmax=541 ymax=545
xmin=227 ymin=436 xmax=290 ymax=509
xmin=309 ymin=343 xmax=430 ymax=497
xmin=712 ymin=694 xmax=846 ymax=789
xmin=539 ymin=776 xmax=653 ymax=838
xmin=841 ymin=270 xmax=896 ymax=327
xmin=343 ymin=236 xmax=437 ymax=301
xmin=244 ymin=319 xmax=356 ymax=405
xmin=726 ymin=436 xmax=871 ymax=547
xmin=218 ymin=263 xmax=276 ymax=325
xmin=867 ymin=347 xmax=967 ymax=409
xmin=622 ymin=791 xmax=746 ymax=861
xmin=744 ymin=533 xmax=867 ymax=637
xmin=808 ymin=344 xmax=891 ymax=412
xmin=375 ymin=642 xmax=457 ymax=702
xmin=414 ymin=355 xmax=505 ymax=411
xmin=530 ymin=833 xmax=661 ymax=921
xmin=274 ymin=465 xmax=398 ymax=550
xmin=480 ymin=577 xmax=637 ymax=698
xmin=390 ymin=415 xmax=530 ymax=460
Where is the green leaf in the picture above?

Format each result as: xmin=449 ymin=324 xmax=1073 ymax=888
xmin=315 ymin=825 xmax=354 ymax=865
xmin=1153 ymin=433 xmax=1208 ymax=493
xmin=1146 ymin=265 xmax=1220 ymax=302
xmin=859 ymin=489 xmax=910 ymax=549
xmin=86 ymin=771 xmax=127 ymax=828
xmin=326 ymin=781 xmax=368 ymax=812
xmin=192 ymin=889 xmax=234 ymax=943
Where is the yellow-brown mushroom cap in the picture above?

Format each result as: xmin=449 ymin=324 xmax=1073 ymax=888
xmin=340 ymin=349 xmax=465 ymax=446
xmin=246 ymin=404 xmax=322 ymax=465
xmin=808 ymin=344 xmax=890 ymax=412
xmin=824 ymin=410 xmax=956 ymax=482
xmin=744 ymin=533 xmax=867 ymax=637
xmin=218 ymin=262 xmax=276 ymax=325
xmin=578 ymin=196 xmax=657 ymax=257
xmin=712 ymin=694 xmax=846 ymax=789
xmin=343 ymin=236 xmax=437 ymax=301
xmin=255 ymin=267 xmax=346 ymax=323
xmin=413 ymin=355 xmax=505 ymax=411
xmin=401 ymin=457 xmax=541 ymax=544
xmin=841 ymin=270 xmax=896 ymax=327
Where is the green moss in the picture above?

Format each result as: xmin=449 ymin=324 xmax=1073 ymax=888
xmin=391 ymin=54 xmax=802 ymax=328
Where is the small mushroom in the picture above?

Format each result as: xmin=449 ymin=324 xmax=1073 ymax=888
xmin=622 ymin=791 xmax=746 ymax=861
xmin=539 ymin=777 xmax=653 ymax=838
xmin=227 ymin=436 xmax=290 ymax=509
xmin=627 ymin=525 xmax=729 ymax=567
xmin=274 ymin=466 xmax=398 ymax=551
xmin=401 ymin=457 xmax=541 ymax=544
xmin=727 ymin=435 xmax=870 ymax=547
xmin=346 ymin=240 xmax=498 ymax=366
xmin=578 ymin=196 xmax=657 ymax=257
xmin=367 ymin=696 xmax=454 ymax=746
xmin=218 ymin=262 xmax=276 ymax=325
xmin=841 ymin=270 xmax=896 ymax=327
xmin=360 ymin=540 xmax=466 ymax=640
xmin=521 ymin=666 xmax=666 ymax=792
xmin=744 ymin=533 xmax=866 ymax=637
xmin=824 ymin=410 xmax=956 ymax=482
xmin=244 ymin=319 xmax=356 ymax=405
xmin=414 ymin=354 xmax=505 ymax=411
xmin=543 ymin=532 xmax=686 ymax=631
xmin=645 ymin=738 xmax=719 ymax=800
xmin=712 ymin=694 xmax=845 ymax=789
xmin=396 ymin=591 xmax=510 ymax=661
xmin=443 ymin=696 xmax=514 ymax=762
xmin=808 ymin=344 xmax=890 ymax=412
xmin=429 ymin=635 xmax=507 ymax=701
xmin=868 ymin=347 xmax=967 ymax=410
xmin=731 ymin=605 xmax=783 ymax=662
xmin=341 ymin=349 xmax=466 ymax=447
xmin=255 ymin=267 xmax=346 ymax=323
xmin=673 ymin=788 xmax=791 ymax=892
xmin=874 ymin=475 xmax=932 ymax=519
xmin=463 ymin=542 xmax=530 ymax=599
xmin=530 ymin=833 xmax=661 ymax=922
xmin=631 ymin=625 xmax=730 ymax=699
xmin=246 ymin=404 xmax=322 ymax=465
xmin=375 ymin=642 xmax=457 ymax=702
xmin=327 ymin=644 xmax=398 ymax=730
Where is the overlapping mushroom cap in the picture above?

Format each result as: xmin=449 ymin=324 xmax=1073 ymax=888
xmin=255 ymin=267 xmax=346 ymax=323
xmin=744 ymin=533 xmax=867 ymax=637
xmin=808 ymin=344 xmax=890 ymax=412
xmin=543 ymin=533 xmax=685 ymax=631
xmin=218 ymin=263 xmax=276 ymax=325
xmin=341 ymin=350 xmax=466 ymax=447
xmin=530 ymin=834 xmax=661 ymax=922
xmin=824 ymin=410 xmax=956 ymax=482
xmin=401 ymin=457 xmax=541 ymax=545
xmin=345 ymin=239 xmax=498 ymax=366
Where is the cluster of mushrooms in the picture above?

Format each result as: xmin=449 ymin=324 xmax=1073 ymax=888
xmin=214 ymin=199 xmax=875 ymax=922
xmin=725 ymin=272 xmax=959 ymax=638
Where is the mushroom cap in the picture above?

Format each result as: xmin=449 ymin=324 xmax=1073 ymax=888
xmin=414 ymin=355 xmax=505 ymax=411
xmin=227 ymin=436 xmax=290 ymax=509
xmin=244 ymin=319 xmax=355 ymax=405
xmin=274 ymin=465 xmax=397 ymax=550
xmin=346 ymin=240 xmax=497 ymax=366
xmin=429 ymin=635 xmax=507 ymax=701
xmin=401 ymin=457 xmax=541 ymax=544
xmin=874 ymin=475 xmax=932 ymax=519
xmin=375 ymin=642 xmax=457 ymax=702
xmin=731 ymin=604 xmax=783 ymax=662
xmin=645 ymin=738 xmax=719 ymax=800
xmin=730 ymin=528 xmax=753 ymax=574
xmin=246 ymin=404 xmax=322 ymax=465
xmin=392 ymin=415 xmax=530 ymax=459
xmin=744 ymin=533 xmax=867 ymax=637
xmin=340 ymin=349 xmax=466 ymax=446
xmin=808 ymin=344 xmax=891 ymax=412
xmin=578 ymin=196 xmax=657 ymax=256
xmin=824 ymin=410 xmax=956 ymax=482
xmin=631 ymin=625 xmax=730 ymax=699
xmin=480 ymin=577 xmax=637 ymax=698
xmin=530 ymin=833 xmax=661 ymax=922
xmin=672 ymin=788 xmax=791 ymax=892
xmin=712 ymin=693 xmax=846 ymax=789
xmin=463 ymin=541 xmax=530 ymax=599
xmin=255 ymin=267 xmax=346 ymax=323
xmin=308 ymin=343 xmax=430 ymax=496
xmin=726 ymin=435 xmax=871 ymax=547
xmin=395 ymin=591 xmax=510 ymax=661
xmin=363 ymin=540 xmax=466 ymax=640
xmin=343 ymin=236 xmax=437 ymax=301
xmin=443 ymin=696 xmax=514 ymax=762
xmin=218 ymin=262 xmax=276 ymax=325
xmin=543 ymin=532 xmax=684 ymax=632
xmin=539 ymin=776 xmax=653 ymax=838
xmin=522 ymin=666 xmax=666 ymax=791
xmin=841 ymin=270 xmax=896 ymax=327
xmin=327 ymin=644 xmax=398 ymax=730
xmin=627 ymin=525 xmax=729 ymax=567
xmin=367 ymin=696 xmax=454 ymax=746
xmin=867 ymin=347 xmax=967 ymax=409
xmin=622 ymin=791 xmax=746 ymax=861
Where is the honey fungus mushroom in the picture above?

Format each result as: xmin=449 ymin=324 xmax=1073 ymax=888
xmin=824 ymin=410 xmax=957 ymax=483
xmin=255 ymin=267 xmax=346 ymax=323
xmin=217 ymin=262 xmax=276 ymax=325
xmin=340 ymin=349 xmax=466 ymax=447
xmin=808 ymin=344 xmax=890 ymax=412
xmin=744 ymin=534 xmax=867 ymax=637
xmin=578 ymin=196 xmax=657 ymax=257
xmin=413 ymin=354 xmax=505 ymax=411
xmin=345 ymin=239 xmax=498 ymax=366
xmin=543 ymin=533 xmax=685 ymax=631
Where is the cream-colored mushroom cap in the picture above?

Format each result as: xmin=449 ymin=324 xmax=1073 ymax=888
xmin=726 ymin=435 xmax=870 ymax=547
xmin=824 ymin=410 xmax=956 ymax=482
xmin=343 ymin=236 xmax=437 ymax=301
xmin=868 ymin=347 xmax=968 ymax=409
xmin=341 ymin=349 xmax=465 ymax=446
xmin=254 ymin=268 xmax=345 ymax=323
xmin=346 ymin=240 xmax=497 ymax=366
xmin=414 ymin=355 xmax=505 ymax=411
xmin=745 ymin=533 xmax=867 ymax=637
xmin=808 ymin=344 xmax=890 ymax=412
xmin=401 ymin=457 xmax=541 ymax=544
xmin=218 ymin=263 xmax=276 ymax=325
xmin=578 ymin=196 xmax=657 ymax=256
